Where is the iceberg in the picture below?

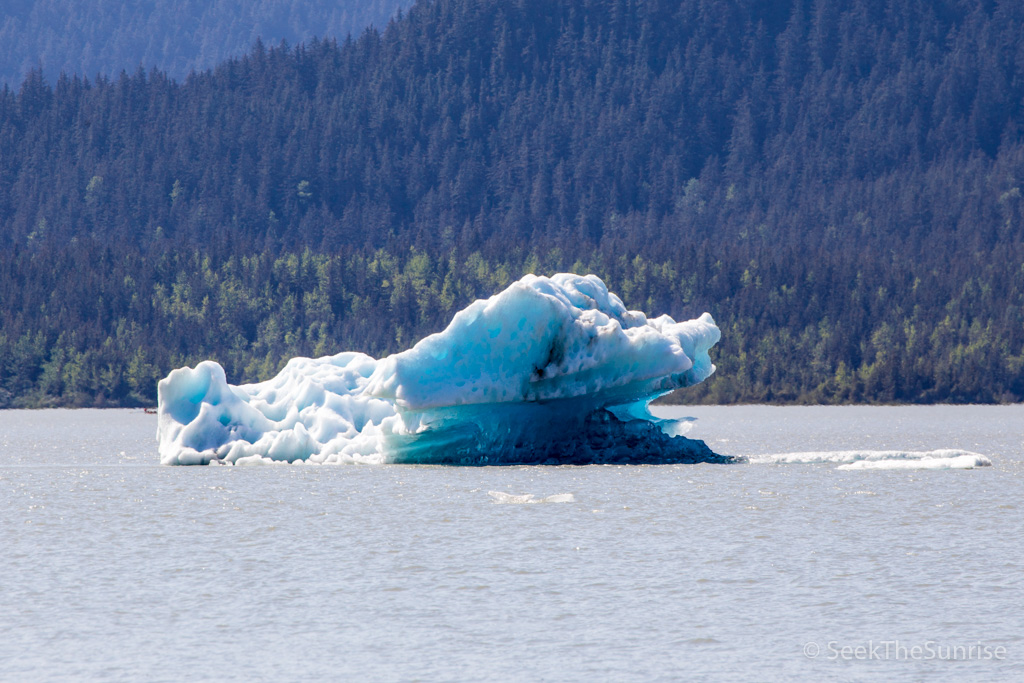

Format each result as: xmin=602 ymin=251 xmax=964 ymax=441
xmin=157 ymin=273 xmax=730 ymax=466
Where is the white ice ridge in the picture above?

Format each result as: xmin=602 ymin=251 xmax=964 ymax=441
xmin=750 ymin=449 xmax=992 ymax=470
xmin=157 ymin=273 xmax=727 ymax=466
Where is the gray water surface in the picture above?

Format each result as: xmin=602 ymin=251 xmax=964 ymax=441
xmin=2 ymin=406 xmax=1022 ymax=682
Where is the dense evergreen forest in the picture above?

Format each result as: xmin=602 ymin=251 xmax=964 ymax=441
xmin=0 ymin=0 xmax=405 ymax=86
xmin=2 ymin=0 xmax=1023 ymax=407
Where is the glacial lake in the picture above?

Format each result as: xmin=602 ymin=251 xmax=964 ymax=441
xmin=2 ymin=405 xmax=1021 ymax=682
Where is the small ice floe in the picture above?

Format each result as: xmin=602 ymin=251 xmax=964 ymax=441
xmin=749 ymin=449 xmax=991 ymax=470
xmin=837 ymin=454 xmax=992 ymax=470
xmin=488 ymin=491 xmax=576 ymax=504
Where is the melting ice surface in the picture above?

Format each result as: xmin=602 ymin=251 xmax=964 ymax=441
xmin=157 ymin=273 xmax=729 ymax=466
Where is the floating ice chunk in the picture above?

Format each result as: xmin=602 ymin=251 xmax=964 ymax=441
xmin=748 ymin=449 xmax=988 ymax=465
xmin=837 ymin=455 xmax=992 ymax=470
xmin=488 ymin=491 xmax=576 ymax=504
xmin=748 ymin=448 xmax=992 ymax=471
xmin=157 ymin=273 xmax=726 ymax=466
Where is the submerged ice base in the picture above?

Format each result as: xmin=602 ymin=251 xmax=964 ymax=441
xmin=157 ymin=273 xmax=728 ymax=466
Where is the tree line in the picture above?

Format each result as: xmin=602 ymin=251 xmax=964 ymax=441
xmin=0 ymin=0 xmax=405 ymax=86
xmin=2 ymin=240 xmax=1020 ymax=407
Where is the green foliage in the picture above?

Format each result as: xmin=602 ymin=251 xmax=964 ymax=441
xmin=0 ymin=243 xmax=1022 ymax=407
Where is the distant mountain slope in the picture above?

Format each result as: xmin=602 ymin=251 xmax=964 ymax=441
xmin=1 ymin=0 xmax=1022 ymax=407
xmin=0 ymin=0 xmax=406 ymax=86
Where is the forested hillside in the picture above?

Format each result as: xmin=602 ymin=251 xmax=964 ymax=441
xmin=0 ymin=0 xmax=405 ymax=86
xmin=2 ymin=0 xmax=1023 ymax=407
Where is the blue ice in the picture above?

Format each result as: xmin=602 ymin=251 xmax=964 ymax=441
xmin=156 ymin=273 xmax=729 ymax=465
